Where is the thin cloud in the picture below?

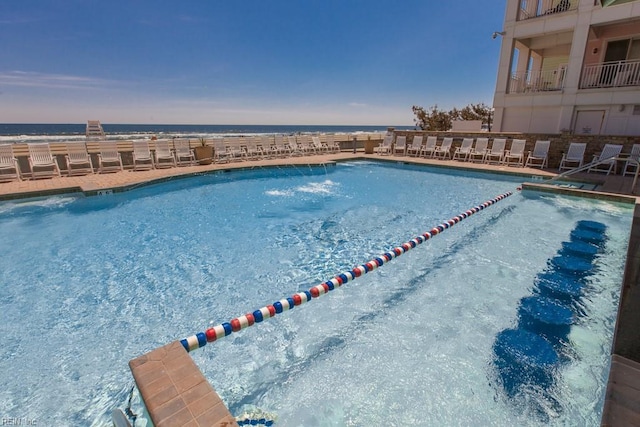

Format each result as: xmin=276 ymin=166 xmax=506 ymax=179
xmin=348 ymin=102 xmax=368 ymax=108
xmin=0 ymin=71 xmax=115 ymax=91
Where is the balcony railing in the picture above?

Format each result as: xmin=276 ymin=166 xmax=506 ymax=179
xmin=509 ymin=67 xmax=567 ymax=93
xmin=580 ymin=60 xmax=640 ymax=89
xmin=518 ymin=0 xmax=577 ymax=20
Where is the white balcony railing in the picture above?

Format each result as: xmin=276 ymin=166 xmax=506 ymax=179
xmin=580 ymin=60 xmax=640 ymax=89
xmin=518 ymin=0 xmax=576 ymax=20
xmin=509 ymin=67 xmax=567 ymax=93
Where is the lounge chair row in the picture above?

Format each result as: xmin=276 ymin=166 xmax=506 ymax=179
xmin=376 ymin=135 xmax=550 ymax=168
xmin=375 ymin=136 xmax=640 ymax=175
xmin=0 ymin=135 xmax=344 ymax=181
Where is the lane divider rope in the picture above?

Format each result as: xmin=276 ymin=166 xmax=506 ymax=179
xmin=181 ymin=191 xmax=514 ymax=352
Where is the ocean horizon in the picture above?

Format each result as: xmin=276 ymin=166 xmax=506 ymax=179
xmin=0 ymin=123 xmax=415 ymax=144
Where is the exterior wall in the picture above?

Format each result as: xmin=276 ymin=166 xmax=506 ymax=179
xmin=493 ymin=0 xmax=640 ymax=136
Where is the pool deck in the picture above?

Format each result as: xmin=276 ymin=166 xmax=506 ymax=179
xmin=3 ymin=152 xmax=640 ymax=426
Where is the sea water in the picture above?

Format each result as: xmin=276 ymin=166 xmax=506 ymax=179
xmin=0 ymin=161 xmax=632 ymax=426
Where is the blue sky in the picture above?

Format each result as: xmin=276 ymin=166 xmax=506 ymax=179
xmin=0 ymin=1 xmax=507 ymax=125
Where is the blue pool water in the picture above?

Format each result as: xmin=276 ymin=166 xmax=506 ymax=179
xmin=0 ymin=161 xmax=633 ymax=426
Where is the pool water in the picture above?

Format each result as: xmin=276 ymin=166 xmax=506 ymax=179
xmin=0 ymin=161 xmax=632 ymax=426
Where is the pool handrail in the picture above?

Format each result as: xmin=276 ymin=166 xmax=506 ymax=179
xmin=548 ymin=155 xmax=640 ymax=192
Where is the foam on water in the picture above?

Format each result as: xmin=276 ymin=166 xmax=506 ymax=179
xmin=0 ymin=161 xmax=632 ymax=426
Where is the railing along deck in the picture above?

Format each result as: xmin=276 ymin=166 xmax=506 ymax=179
xmin=509 ymin=67 xmax=567 ymax=93
xmin=518 ymin=0 xmax=576 ymax=20
xmin=580 ymin=60 xmax=640 ymax=89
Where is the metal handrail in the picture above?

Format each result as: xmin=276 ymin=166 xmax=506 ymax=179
xmin=547 ymin=155 xmax=640 ymax=193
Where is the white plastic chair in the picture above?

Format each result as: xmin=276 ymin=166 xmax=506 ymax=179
xmin=311 ymin=136 xmax=328 ymax=154
xmin=0 ymin=144 xmax=21 ymax=181
xmin=623 ymin=144 xmax=640 ymax=176
xmin=525 ymin=140 xmax=551 ymax=169
xmin=433 ymin=137 xmax=453 ymax=160
xmin=452 ymin=138 xmax=473 ymax=161
xmin=213 ymin=139 xmax=231 ymax=163
xmin=588 ymin=144 xmax=623 ymax=175
xmin=374 ymin=134 xmax=393 ymax=155
xmin=502 ymin=139 xmax=526 ymax=167
xmin=468 ymin=138 xmax=489 ymax=163
xmin=393 ymin=136 xmax=407 ymax=156
xmin=28 ymin=143 xmax=61 ymax=179
xmin=132 ymin=140 xmax=155 ymax=171
xmin=173 ymin=139 xmax=195 ymax=166
xmin=154 ymin=140 xmax=176 ymax=168
xmin=65 ymin=142 xmax=94 ymax=176
xmin=420 ymin=136 xmax=437 ymax=158
xmin=485 ymin=138 xmax=506 ymax=164
xmin=558 ymin=142 xmax=586 ymax=171
xmin=97 ymin=141 xmax=123 ymax=173
xmin=406 ymin=135 xmax=423 ymax=157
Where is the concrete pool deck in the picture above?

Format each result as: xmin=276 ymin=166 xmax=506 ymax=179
xmin=1 ymin=151 xmax=639 ymax=426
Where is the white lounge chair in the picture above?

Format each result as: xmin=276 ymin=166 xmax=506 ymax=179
xmin=502 ymin=139 xmax=526 ymax=167
xmin=0 ymin=144 xmax=21 ymax=182
xmin=132 ymin=140 xmax=155 ymax=171
xmin=286 ymin=136 xmax=302 ymax=157
xmin=406 ymin=135 xmax=423 ymax=157
xmin=525 ymin=140 xmax=550 ymax=169
xmin=173 ymin=139 xmax=195 ymax=166
xmin=28 ymin=143 xmax=61 ymax=179
xmin=393 ymin=136 xmax=407 ymax=156
xmin=97 ymin=141 xmax=123 ymax=173
xmin=154 ymin=140 xmax=176 ymax=168
xmin=310 ymin=136 xmax=328 ymax=154
xmin=558 ymin=142 xmax=586 ymax=172
xmin=420 ymin=136 xmax=437 ymax=158
xmin=588 ymin=144 xmax=623 ymax=175
xmin=65 ymin=142 xmax=94 ymax=176
xmin=452 ymin=138 xmax=473 ymax=161
xmin=433 ymin=137 xmax=453 ymax=160
xmin=485 ymin=138 xmax=506 ymax=164
xmin=325 ymin=134 xmax=340 ymax=153
xmin=468 ymin=138 xmax=489 ymax=163
xmin=241 ymin=137 xmax=261 ymax=160
xmin=623 ymin=144 xmax=640 ymax=176
xmin=298 ymin=136 xmax=316 ymax=155
xmin=374 ymin=134 xmax=393 ymax=155
xmin=213 ymin=139 xmax=231 ymax=163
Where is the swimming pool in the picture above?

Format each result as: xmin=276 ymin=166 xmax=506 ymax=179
xmin=0 ymin=161 xmax=632 ymax=426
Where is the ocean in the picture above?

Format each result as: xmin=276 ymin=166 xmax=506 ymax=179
xmin=0 ymin=123 xmax=415 ymax=144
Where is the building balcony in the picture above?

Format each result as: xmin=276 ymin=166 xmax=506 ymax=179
xmin=518 ymin=0 xmax=577 ymax=20
xmin=508 ymin=68 xmax=567 ymax=94
xmin=580 ymin=60 xmax=640 ymax=89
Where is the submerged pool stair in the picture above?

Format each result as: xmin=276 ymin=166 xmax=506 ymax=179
xmin=493 ymin=220 xmax=607 ymax=413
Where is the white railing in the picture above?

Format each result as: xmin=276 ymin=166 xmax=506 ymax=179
xmin=509 ymin=67 xmax=567 ymax=93
xmin=518 ymin=0 xmax=576 ymax=20
xmin=580 ymin=60 xmax=640 ymax=89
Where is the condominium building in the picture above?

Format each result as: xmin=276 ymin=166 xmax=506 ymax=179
xmin=492 ymin=0 xmax=640 ymax=135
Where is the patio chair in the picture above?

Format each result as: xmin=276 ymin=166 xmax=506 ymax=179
xmin=154 ymin=140 xmax=176 ymax=168
xmin=558 ymin=142 xmax=586 ymax=172
xmin=241 ymin=137 xmax=261 ymax=160
xmin=393 ymin=136 xmax=407 ymax=156
xmin=298 ymin=136 xmax=316 ymax=155
xmin=312 ymin=136 xmax=328 ymax=154
xmin=273 ymin=135 xmax=291 ymax=157
xmin=452 ymin=138 xmax=474 ymax=161
xmin=213 ymin=139 xmax=231 ymax=163
xmin=65 ymin=142 xmax=94 ymax=176
xmin=406 ymin=135 xmax=423 ymax=157
xmin=173 ymin=139 xmax=195 ymax=166
xmin=27 ymin=143 xmax=61 ymax=179
xmin=97 ymin=141 xmax=123 ymax=173
xmin=287 ymin=136 xmax=303 ymax=156
xmin=325 ymin=134 xmax=340 ymax=153
xmin=468 ymin=138 xmax=489 ymax=163
xmin=525 ymin=140 xmax=550 ymax=169
xmin=588 ymin=144 xmax=623 ymax=175
xmin=502 ymin=139 xmax=526 ymax=167
xmin=0 ymin=143 xmax=21 ymax=182
xmin=623 ymin=144 xmax=640 ymax=176
xmin=132 ymin=140 xmax=155 ymax=171
xmin=484 ymin=138 xmax=506 ymax=164
xmin=374 ymin=134 xmax=393 ymax=155
xmin=420 ymin=136 xmax=438 ymax=158
xmin=433 ymin=137 xmax=453 ymax=160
